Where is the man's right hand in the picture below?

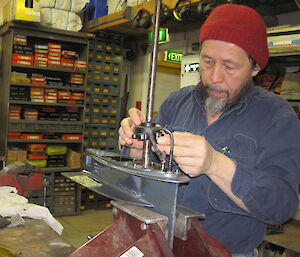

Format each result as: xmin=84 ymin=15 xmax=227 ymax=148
xmin=118 ymin=108 xmax=146 ymax=149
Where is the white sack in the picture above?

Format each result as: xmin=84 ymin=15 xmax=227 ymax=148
xmin=40 ymin=8 xmax=83 ymax=32
xmin=38 ymin=0 xmax=89 ymax=13
xmin=0 ymin=186 xmax=63 ymax=235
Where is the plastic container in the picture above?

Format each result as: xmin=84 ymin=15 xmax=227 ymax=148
xmin=84 ymin=0 xmax=108 ymax=22
xmin=45 ymin=145 xmax=67 ymax=155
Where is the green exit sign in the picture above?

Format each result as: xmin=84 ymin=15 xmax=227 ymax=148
xmin=148 ymin=28 xmax=169 ymax=44
xmin=164 ymin=51 xmax=183 ymax=63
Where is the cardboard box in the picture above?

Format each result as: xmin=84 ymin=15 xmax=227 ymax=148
xmin=66 ymin=149 xmax=81 ymax=169
xmin=6 ymin=149 xmax=27 ymax=164
xmin=17 ymin=150 xmax=27 ymax=162
xmin=2 ymin=0 xmax=40 ymax=25
xmin=7 ymin=150 xmax=18 ymax=162
xmin=67 ymin=149 xmax=81 ymax=159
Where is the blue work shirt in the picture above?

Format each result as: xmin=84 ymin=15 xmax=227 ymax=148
xmin=155 ymin=83 xmax=300 ymax=254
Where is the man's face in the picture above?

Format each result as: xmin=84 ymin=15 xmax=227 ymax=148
xmin=199 ymin=40 xmax=260 ymax=115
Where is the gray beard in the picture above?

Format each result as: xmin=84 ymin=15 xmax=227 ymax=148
xmin=196 ymin=78 xmax=253 ymax=115
xmin=205 ymin=96 xmax=227 ymax=116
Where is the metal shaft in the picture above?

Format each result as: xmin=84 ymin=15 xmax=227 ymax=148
xmin=142 ymin=0 xmax=162 ymax=169
xmin=146 ymin=0 xmax=161 ymax=123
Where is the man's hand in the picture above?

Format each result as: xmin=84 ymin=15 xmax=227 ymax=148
xmin=157 ymin=131 xmax=247 ymax=210
xmin=118 ymin=108 xmax=146 ymax=149
xmin=156 ymin=131 xmax=216 ymax=177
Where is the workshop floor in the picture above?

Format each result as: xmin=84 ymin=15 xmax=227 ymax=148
xmin=56 ymin=209 xmax=114 ymax=249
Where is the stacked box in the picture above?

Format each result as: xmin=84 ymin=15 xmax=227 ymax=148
xmin=27 ymin=144 xmax=47 ymax=162
xmin=84 ymin=35 xmax=123 ymax=152
xmin=9 ymin=105 xmax=22 ymax=120
xmin=30 ymin=87 xmax=44 ymax=103
xmin=12 ymin=53 xmax=34 ymax=66
xmin=24 ymin=108 xmax=38 ymax=120
xmin=6 ymin=149 xmax=27 ymax=164
xmin=10 ymin=71 xmax=31 ymax=84
xmin=45 ymin=89 xmax=57 ymax=103
xmin=48 ymin=43 xmax=61 ymax=67
xmin=34 ymin=44 xmax=48 ymax=67
xmin=31 ymin=74 xmax=46 ymax=85
xmin=66 ymin=149 xmax=81 ymax=169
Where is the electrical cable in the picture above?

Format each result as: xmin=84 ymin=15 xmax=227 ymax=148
xmin=150 ymin=127 xmax=175 ymax=172
xmin=114 ymin=0 xmax=126 ymax=13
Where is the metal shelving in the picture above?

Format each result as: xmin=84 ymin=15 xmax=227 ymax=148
xmin=0 ymin=21 xmax=89 ymax=216
xmin=8 ymin=139 xmax=82 ymax=143
xmin=12 ymin=64 xmax=86 ymax=74
xmin=11 ymin=82 xmax=85 ymax=91
xmin=9 ymin=100 xmax=84 ymax=107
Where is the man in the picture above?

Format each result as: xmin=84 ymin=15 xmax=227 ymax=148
xmin=119 ymin=4 xmax=300 ymax=257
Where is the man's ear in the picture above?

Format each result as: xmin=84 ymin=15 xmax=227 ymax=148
xmin=252 ymin=64 xmax=261 ymax=77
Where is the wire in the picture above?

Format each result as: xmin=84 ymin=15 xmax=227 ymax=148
xmin=161 ymin=128 xmax=174 ymax=171
xmin=114 ymin=0 xmax=126 ymax=13
xmin=150 ymin=126 xmax=175 ymax=172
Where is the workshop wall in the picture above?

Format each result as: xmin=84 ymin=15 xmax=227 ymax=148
xmin=154 ymin=72 xmax=180 ymax=115
xmin=127 ymin=29 xmax=199 ymax=114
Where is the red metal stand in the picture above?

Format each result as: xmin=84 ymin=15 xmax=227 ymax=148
xmin=173 ymin=219 xmax=232 ymax=257
xmin=69 ymin=201 xmax=232 ymax=257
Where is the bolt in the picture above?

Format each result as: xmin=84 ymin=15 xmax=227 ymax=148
xmin=112 ymin=207 xmax=118 ymax=215
xmin=140 ymin=223 xmax=148 ymax=231
xmin=87 ymin=235 xmax=94 ymax=240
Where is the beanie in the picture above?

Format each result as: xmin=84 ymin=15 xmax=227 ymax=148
xmin=199 ymin=4 xmax=269 ymax=70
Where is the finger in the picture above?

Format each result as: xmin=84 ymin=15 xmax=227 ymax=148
xmin=173 ymin=132 xmax=204 ymax=147
xmin=173 ymin=156 xmax=204 ymax=166
xmin=131 ymin=140 xmax=144 ymax=149
xmin=118 ymin=126 xmax=134 ymax=145
xmin=119 ymin=137 xmax=127 ymax=146
xmin=128 ymin=108 xmax=146 ymax=126
xmin=157 ymin=132 xmax=197 ymax=147
xmin=120 ymin=117 xmax=135 ymax=139
xmin=157 ymin=145 xmax=201 ymax=157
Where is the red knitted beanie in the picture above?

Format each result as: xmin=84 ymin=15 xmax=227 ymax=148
xmin=199 ymin=4 xmax=269 ymax=70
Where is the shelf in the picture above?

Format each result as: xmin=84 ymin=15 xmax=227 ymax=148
xmin=12 ymin=64 xmax=86 ymax=74
xmin=8 ymin=128 xmax=83 ymax=133
xmin=8 ymin=139 xmax=82 ymax=143
xmin=11 ymin=82 xmax=85 ymax=91
xmin=0 ymin=21 xmax=91 ymax=44
xmin=8 ymin=120 xmax=83 ymax=132
xmin=83 ymin=0 xmax=201 ymax=35
xmin=9 ymin=120 xmax=83 ymax=125
xmin=269 ymin=45 xmax=300 ymax=57
xmin=83 ymin=0 xmax=298 ymax=36
xmin=9 ymin=100 xmax=84 ymax=107
xmin=84 ymin=123 xmax=118 ymax=128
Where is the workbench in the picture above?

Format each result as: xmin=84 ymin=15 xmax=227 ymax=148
xmin=264 ymin=219 xmax=300 ymax=256
xmin=0 ymin=218 xmax=75 ymax=257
